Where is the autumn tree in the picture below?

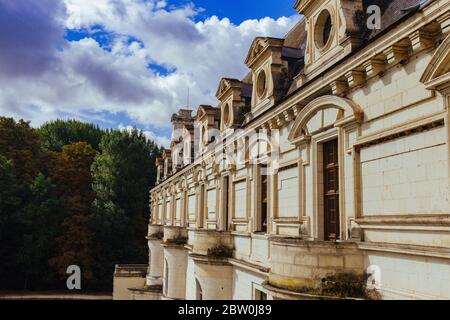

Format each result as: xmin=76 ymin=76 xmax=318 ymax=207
xmin=49 ymin=142 xmax=97 ymax=288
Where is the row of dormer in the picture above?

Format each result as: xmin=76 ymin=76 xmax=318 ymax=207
xmin=155 ymin=0 xmax=446 ymax=184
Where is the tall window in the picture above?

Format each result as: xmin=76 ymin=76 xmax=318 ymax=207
xmin=222 ymin=176 xmax=229 ymax=230
xmin=199 ymin=184 xmax=205 ymax=228
xmin=164 ymin=259 xmax=169 ymax=296
xmin=257 ymin=165 xmax=268 ymax=233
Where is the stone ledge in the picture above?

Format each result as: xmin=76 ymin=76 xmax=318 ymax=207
xmin=114 ymin=264 xmax=148 ymax=278
xmin=189 ymin=253 xmax=230 ymax=266
xmin=161 ymin=241 xmax=188 ymax=249
xmin=129 ymin=285 xmax=162 ymax=293
xmin=228 ymin=258 xmax=270 ymax=275
xmin=146 ymin=235 xmax=163 ymax=241
xmin=262 ymin=281 xmax=361 ymax=301
xmin=357 ymin=241 xmax=450 ymax=259
xmin=269 ymin=236 xmax=360 ymax=249
xmin=193 ymin=229 xmax=232 ymax=235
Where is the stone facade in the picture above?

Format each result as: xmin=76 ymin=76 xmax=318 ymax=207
xmin=117 ymin=0 xmax=450 ymax=300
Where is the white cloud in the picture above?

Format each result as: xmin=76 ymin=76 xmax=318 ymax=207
xmin=0 ymin=0 xmax=300 ymax=141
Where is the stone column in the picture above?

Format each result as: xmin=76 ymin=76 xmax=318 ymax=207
xmin=161 ymin=226 xmax=189 ymax=300
xmin=146 ymin=225 xmax=164 ymax=287
xmin=163 ymin=245 xmax=188 ymax=299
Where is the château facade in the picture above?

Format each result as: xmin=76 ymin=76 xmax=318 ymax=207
xmin=114 ymin=0 xmax=450 ymax=300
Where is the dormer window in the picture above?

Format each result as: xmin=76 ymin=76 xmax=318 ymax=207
xmin=216 ymin=78 xmax=250 ymax=132
xmin=295 ymin=0 xmax=365 ymax=77
xmin=244 ymin=37 xmax=286 ymax=115
xmin=256 ymin=70 xmax=267 ymax=98
xmin=315 ymin=10 xmax=333 ymax=50
xmin=195 ymin=105 xmax=221 ymax=151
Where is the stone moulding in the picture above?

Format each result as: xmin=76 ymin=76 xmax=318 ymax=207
xmin=288 ymin=95 xmax=363 ymax=143
xmin=356 ymin=214 xmax=450 ymax=226
xmin=357 ymin=242 xmax=450 ymax=260
xmin=189 ymin=253 xmax=230 ymax=266
xmin=354 ymin=112 xmax=445 ymax=149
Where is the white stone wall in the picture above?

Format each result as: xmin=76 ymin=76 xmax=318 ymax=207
xmin=147 ymin=239 xmax=164 ymax=286
xmin=195 ymin=262 xmax=233 ymax=300
xmin=361 ymin=127 xmax=449 ymax=216
xmin=185 ymin=256 xmax=197 ymax=300
xmin=367 ymin=252 xmax=450 ymax=299
xmin=163 ymin=247 xmax=188 ymax=299
xmin=232 ymin=268 xmax=267 ymax=300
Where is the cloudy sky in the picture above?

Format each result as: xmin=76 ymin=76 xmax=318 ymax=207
xmin=0 ymin=0 xmax=300 ymax=147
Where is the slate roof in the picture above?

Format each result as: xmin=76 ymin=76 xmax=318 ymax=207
xmin=363 ymin=0 xmax=423 ymax=39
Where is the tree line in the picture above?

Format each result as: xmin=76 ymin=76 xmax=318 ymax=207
xmin=0 ymin=117 xmax=162 ymax=291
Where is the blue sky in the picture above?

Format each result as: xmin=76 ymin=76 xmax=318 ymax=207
xmin=173 ymin=0 xmax=297 ymax=24
xmin=0 ymin=0 xmax=300 ymax=147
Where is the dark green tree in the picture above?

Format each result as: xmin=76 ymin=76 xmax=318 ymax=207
xmin=91 ymin=128 xmax=161 ymax=289
xmin=0 ymin=168 xmax=64 ymax=290
xmin=38 ymin=119 xmax=104 ymax=152
xmin=0 ymin=156 xmax=24 ymax=289
xmin=18 ymin=174 xmax=64 ymax=290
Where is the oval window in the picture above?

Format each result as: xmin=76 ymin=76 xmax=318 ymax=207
xmin=257 ymin=70 xmax=267 ymax=98
xmin=202 ymin=125 xmax=208 ymax=145
xmin=315 ymin=10 xmax=333 ymax=49
xmin=223 ymin=103 xmax=231 ymax=127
